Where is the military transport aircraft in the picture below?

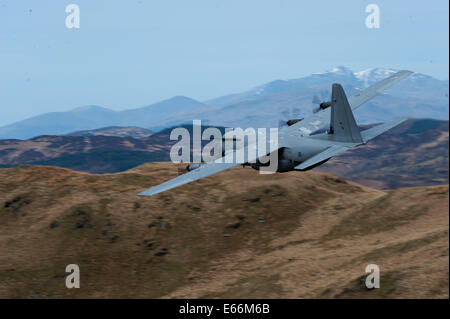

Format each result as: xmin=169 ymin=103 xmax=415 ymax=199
xmin=138 ymin=70 xmax=412 ymax=196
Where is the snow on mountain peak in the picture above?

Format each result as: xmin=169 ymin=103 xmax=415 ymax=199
xmin=354 ymin=68 xmax=397 ymax=86
xmin=329 ymin=66 xmax=354 ymax=75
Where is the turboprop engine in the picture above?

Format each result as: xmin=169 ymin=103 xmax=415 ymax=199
xmin=312 ymin=101 xmax=332 ymax=114
xmin=186 ymin=163 xmax=202 ymax=171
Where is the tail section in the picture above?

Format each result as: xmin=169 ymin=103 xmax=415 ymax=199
xmin=329 ymin=84 xmax=363 ymax=143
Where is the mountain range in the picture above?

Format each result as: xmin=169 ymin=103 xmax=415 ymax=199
xmin=0 ymin=96 xmax=207 ymax=140
xmin=0 ymin=119 xmax=447 ymax=189
xmin=0 ymin=67 xmax=448 ymax=139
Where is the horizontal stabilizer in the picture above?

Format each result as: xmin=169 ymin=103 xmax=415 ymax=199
xmin=361 ymin=118 xmax=408 ymax=143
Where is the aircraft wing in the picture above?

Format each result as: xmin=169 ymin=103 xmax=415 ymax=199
xmin=137 ymin=162 xmax=239 ymax=196
xmin=285 ymin=70 xmax=413 ymax=135
xmin=347 ymin=70 xmax=413 ymax=110
xmin=294 ymin=144 xmax=352 ymax=171
xmin=138 ymin=138 xmax=283 ymax=196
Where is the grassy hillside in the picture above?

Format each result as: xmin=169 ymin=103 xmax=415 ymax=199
xmin=0 ymin=163 xmax=447 ymax=298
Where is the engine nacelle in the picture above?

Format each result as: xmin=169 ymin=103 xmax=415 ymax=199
xmin=313 ymin=101 xmax=332 ymax=113
xmin=286 ymin=118 xmax=303 ymax=126
xmin=277 ymin=159 xmax=296 ymax=172
xmin=249 ymin=147 xmax=297 ymax=173
xmin=186 ymin=163 xmax=202 ymax=171
xmin=320 ymin=101 xmax=332 ymax=109
xmin=250 ymin=159 xmax=295 ymax=173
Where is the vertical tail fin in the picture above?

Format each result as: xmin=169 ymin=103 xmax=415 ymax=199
xmin=329 ymin=83 xmax=363 ymax=143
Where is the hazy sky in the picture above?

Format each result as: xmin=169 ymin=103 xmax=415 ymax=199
xmin=0 ymin=0 xmax=448 ymax=126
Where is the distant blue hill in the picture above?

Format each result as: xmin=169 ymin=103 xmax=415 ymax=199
xmin=0 ymin=67 xmax=448 ymax=139
xmin=0 ymin=96 xmax=208 ymax=139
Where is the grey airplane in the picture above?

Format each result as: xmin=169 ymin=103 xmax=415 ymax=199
xmin=138 ymin=70 xmax=413 ymax=196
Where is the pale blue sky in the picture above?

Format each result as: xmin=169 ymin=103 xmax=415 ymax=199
xmin=0 ymin=0 xmax=448 ymax=126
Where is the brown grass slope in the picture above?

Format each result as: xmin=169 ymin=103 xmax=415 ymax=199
xmin=0 ymin=163 xmax=448 ymax=298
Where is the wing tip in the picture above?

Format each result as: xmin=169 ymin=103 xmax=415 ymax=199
xmin=137 ymin=191 xmax=153 ymax=197
xmin=137 ymin=188 xmax=161 ymax=197
xmin=399 ymin=70 xmax=414 ymax=75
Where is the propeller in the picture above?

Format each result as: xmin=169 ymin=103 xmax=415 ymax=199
xmin=277 ymin=88 xmax=332 ymax=128
xmin=277 ymin=105 xmax=305 ymax=128
xmin=311 ymin=88 xmax=331 ymax=113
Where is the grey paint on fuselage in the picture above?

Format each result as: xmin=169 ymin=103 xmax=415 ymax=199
xmin=279 ymin=130 xmax=358 ymax=164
